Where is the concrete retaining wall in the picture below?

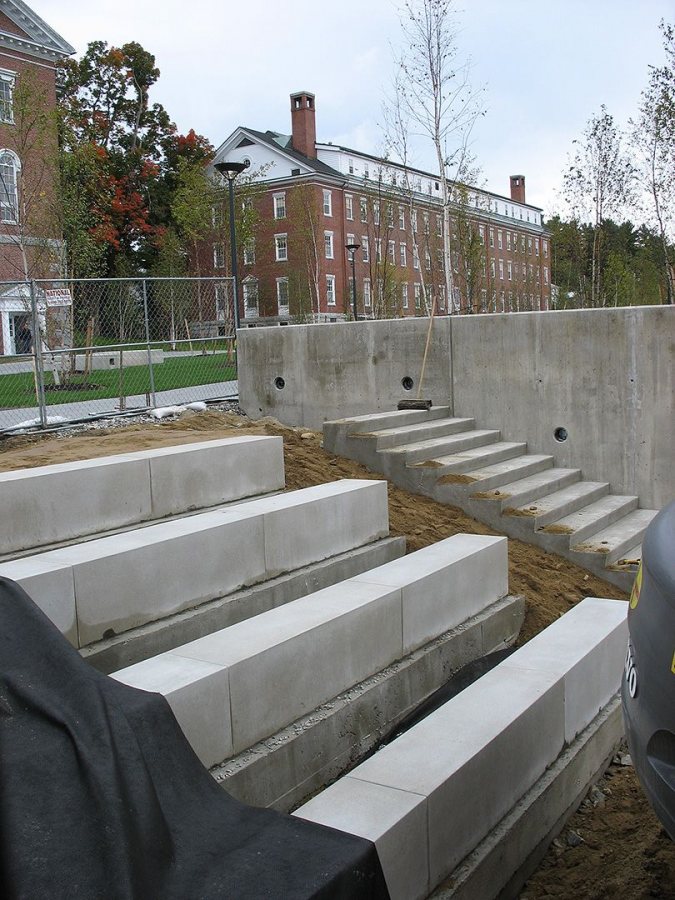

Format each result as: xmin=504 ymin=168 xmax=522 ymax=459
xmin=0 ymin=436 xmax=285 ymax=555
xmin=295 ymin=596 xmax=628 ymax=900
xmin=237 ymin=307 xmax=674 ymax=508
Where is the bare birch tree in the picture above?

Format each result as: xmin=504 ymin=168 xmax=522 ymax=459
xmin=391 ymin=0 xmax=484 ymax=312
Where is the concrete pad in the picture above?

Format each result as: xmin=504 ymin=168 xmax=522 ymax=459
xmin=495 ymin=596 xmax=628 ymax=743
xmin=173 ymin=580 xmax=403 ymax=753
xmin=0 ymin=555 xmax=78 ymax=645
xmin=146 ymin=436 xmax=285 ymax=518
xmin=0 ymin=454 xmax=152 ymax=554
xmin=296 ymin=777 xmax=429 ymax=900
xmin=353 ymin=535 xmax=508 ymax=653
xmin=113 ymin=653 xmax=232 ymax=768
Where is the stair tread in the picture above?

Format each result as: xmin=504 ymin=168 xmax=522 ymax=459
xmin=329 ymin=406 xmax=451 ymax=426
xmin=454 ymin=454 xmax=553 ymax=483
xmin=366 ymin=417 xmax=474 ymax=439
xmin=609 ymin=544 xmax=643 ymax=570
xmin=412 ymin=441 xmax=526 ymax=469
xmin=573 ymin=508 xmax=658 ymax=553
xmin=481 ymin=468 xmax=581 ymax=503
xmin=541 ymin=494 xmax=638 ymax=535
xmin=508 ymin=481 xmax=610 ymax=517
xmin=387 ymin=429 xmax=499 ymax=456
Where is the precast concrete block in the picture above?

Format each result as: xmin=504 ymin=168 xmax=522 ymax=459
xmin=496 ymin=596 xmax=628 ymax=744
xmin=0 ymin=454 xmax=151 ymax=554
xmin=295 ymin=776 xmax=429 ymax=900
xmin=113 ymin=652 xmax=232 ymax=768
xmin=353 ymin=534 xmax=508 ymax=653
xmin=254 ymin=480 xmax=389 ymax=576
xmin=350 ymin=664 xmax=564 ymax=885
xmin=173 ymin=580 xmax=403 ymax=753
xmin=0 ymin=555 xmax=77 ymax=645
xmin=73 ymin=510 xmax=266 ymax=645
xmin=145 ymin=436 xmax=285 ymax=518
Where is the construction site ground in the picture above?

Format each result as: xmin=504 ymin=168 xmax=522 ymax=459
xmin=1 ymin=407 xmax=674 ymax=899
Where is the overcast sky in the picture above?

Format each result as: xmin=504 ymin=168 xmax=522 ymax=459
xmin=35 ymin=0 xmax=674 ymax=215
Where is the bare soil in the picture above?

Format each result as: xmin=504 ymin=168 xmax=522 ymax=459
xmin=1 ymin=408 xmax=673 ymax=898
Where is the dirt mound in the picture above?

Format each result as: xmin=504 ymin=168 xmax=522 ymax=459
xmin=1 ymin=408 xmax=672 ymax=898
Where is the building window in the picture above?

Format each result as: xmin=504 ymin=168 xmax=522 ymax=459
xmin=324 ymin=230 xmax=334 ymax=259
xmin=413 ymin=246 xmax=419 ymax=270
xmin=506 ymin=231 xmax=511 ymax=251
xmin=273 ymin=192 xmax=286 ymax=219
xmin=497 ymin=230 xmax=503 ymax=250
xmin=326 ymin=274 xmax=336 ymax=306
xmin=364 ymin=162 xmax=369 ymax=178
xmin=507 ymin=260 xmax=512 ymax=281
xmin=375 ymin=238 xmax=382 ymax=263
xmin=0 ymin=72 xmax=15 ymax=124
xmin=213 ymin=242 xmax=225 ymax=269
xmin=243 ymin=277 xmax=259 ymax=318
xmin=490 ymin=259 xmax=496 ymax=278
xmin=401 ymin=283 xmax=409 ymax=309
xmin=414 ymin=283 xmax=421 ymax=309
xmin=387 ymin=203 xmax=394 ymax=227
xmin=243 ymin=239 xmax=255 ymax=265
xmin=363 ymin=278 xmax=371 ymax=307
xmin=214 ymin=282 xmax=228 ymax=321
xmin=348 ymin=158 xmax=354 ymax=175
xmin=423 ymin=212 xmax=430 ymax=234
xmin=345 ymin=194 xmax=354 ymax=220
xmin=499 ymin=259 xmax=504 ymax=280
xmin=373 ymin=202 xmax=380 ymax=226
xmin=211 ymin=204 xmax=223 ymax=228
xmin=362 ymin=236 xmax=369 ymax=263
xmin=543 ymin=241 xmax=548 ymax=258
xmin=535 ymin=238 xmax=540 ymax=256
xmin=398 ymin=206 xmax=405 ymax=229
xmin=544 ymin=266 xmax=549 ymax=284
xmin=276 ymin=277 xmax=289 ymax=313
xmin=411 ymin=210 xmax=418 ymax=233
xmin=528 ymin=236 xmax=533 ymax=253
xmin=275 ymin=233 xmax=288 ymax=262
xmin=439 ymin=285 xmax=446 ymax=310
xmin=425 ymin=250 xmax=431 ymax=271
xmin=522 ymin=263 xmax=527 ymax=278
xmin=489 ymin=228 xmax=494 ymax=248
xmin=400 ymin=243 xmax=407 ymax=267
xmin=360 ymin=197 xmax=368 ymax=222
xmin=0 ymin=149 xmax=19 ymax=223
xmin=436 ymin=215 xmax=442 ymax=237
xmin=479 ymin=225 xmax=485 ymax=244
xmin=323 ymin=189 xmax=332 ymax=216
xmin=388 ymin=240 xmax=396 ymax=264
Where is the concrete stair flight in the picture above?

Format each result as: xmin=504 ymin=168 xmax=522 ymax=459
xmin=324 ymin=409 xmax=658 ymax=590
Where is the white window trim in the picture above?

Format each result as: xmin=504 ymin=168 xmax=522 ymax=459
xmin=273 ymin=192 xmax=286 ymax=219
xmin=324 ymin=230 xmax=334 ymax=260
xmin=275 ymin=233 xmax=288 ymax=262
xmin=326 ymin=274 xmax=336 ymax=306
xmin=323 ymin=189 xmax=332 ymax=217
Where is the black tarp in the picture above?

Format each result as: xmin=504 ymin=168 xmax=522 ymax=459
xmin=0 ymin=577 xmax=390 ymax=899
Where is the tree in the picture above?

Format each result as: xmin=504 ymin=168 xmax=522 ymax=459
xmin=392 ymin=0 xmax=485 ymax=311
xmin=564 ymin=106 xmax=635 ymax=307
xmin=632 ymin=20 xmax=675 ymax=304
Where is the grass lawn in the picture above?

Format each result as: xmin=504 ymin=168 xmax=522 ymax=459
xmin=0 ymin=353 xmax=237 ymax=409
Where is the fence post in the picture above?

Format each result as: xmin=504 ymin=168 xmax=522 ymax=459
xmin=142 ymin=278 xmax=156 ymax=407
xmin=30 ymin=280 xmax=48 ymax=428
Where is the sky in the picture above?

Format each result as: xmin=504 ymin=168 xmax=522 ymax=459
xmin=34 ymin=0 xmax=674 ymax=216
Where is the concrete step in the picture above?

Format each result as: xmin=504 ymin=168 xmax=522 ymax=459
xmin=366 ymin=417 xmax=477 ymax=451
xmin=609 ymin=544 xmax=643 ymax=572
xmin=411 ymin=441 xmax=528 ymax=476
xmin=387 ymin=429 xmax=500 ymax=466
xmin=505 ymin=481 xmax=610 ymax=528
xmin=323 ymin=407 xmax=452 ymax=455
xmin=572 ymin=508 xmax=659 ymax=564
xmin=437 ymin=454 xmax=554 ymax=495
xmin=540 ymin=494 xmax=639 ymax=546
xmin=477 ymin=468 xmax=583 ymax=513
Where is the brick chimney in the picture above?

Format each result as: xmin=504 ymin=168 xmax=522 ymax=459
xmin=290 ymin=91 xmax=316 ymax=159
xmin=510 ymin=175 xmax=526 ymax=204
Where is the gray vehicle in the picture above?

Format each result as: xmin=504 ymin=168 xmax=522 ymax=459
xmin=621 ymin=500 xmax=675 ymax=839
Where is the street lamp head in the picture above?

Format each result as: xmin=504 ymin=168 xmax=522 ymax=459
xmin=345 ymin=242 xmax=361 ymax=253
xmin=214 ymin=159 xmax=250 ymax=180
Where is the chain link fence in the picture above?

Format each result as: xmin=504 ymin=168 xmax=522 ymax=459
xmin=0 ymin=277 xmax=237 ymax=433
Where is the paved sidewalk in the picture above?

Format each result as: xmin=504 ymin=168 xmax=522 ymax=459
xmin=0 ymin=379 xmax=238 ymax=431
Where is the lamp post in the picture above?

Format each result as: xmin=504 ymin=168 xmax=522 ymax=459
xmin=214 ymin=160 xmax=249 ymax=332
xmin=345 ymin=241 xmax=360 ymax=321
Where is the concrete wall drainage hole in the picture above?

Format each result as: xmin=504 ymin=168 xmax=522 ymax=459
xmin=274 ymin=377 xmax=286 ymax=390
xmin=401 ymin=376 xmax=414 ymax=391
xmin=554 ymin=427 xmax=569 ymax=442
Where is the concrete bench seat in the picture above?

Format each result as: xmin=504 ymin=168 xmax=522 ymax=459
xmin=294 ymin=596 xmax=628 ymax=900
xmin=113 ymin=534 xmax=508 ymax=770
xmin=0 ymin=480 xmax=388 ymax=649
xmin=0 ymin=435 xmax=285 ymax=556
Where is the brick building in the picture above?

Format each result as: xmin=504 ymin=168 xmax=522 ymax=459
xmin=0 ymin=0 xmax=73 ymax=355
xmin=210 ymin=91 xmax=551 ymax=325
